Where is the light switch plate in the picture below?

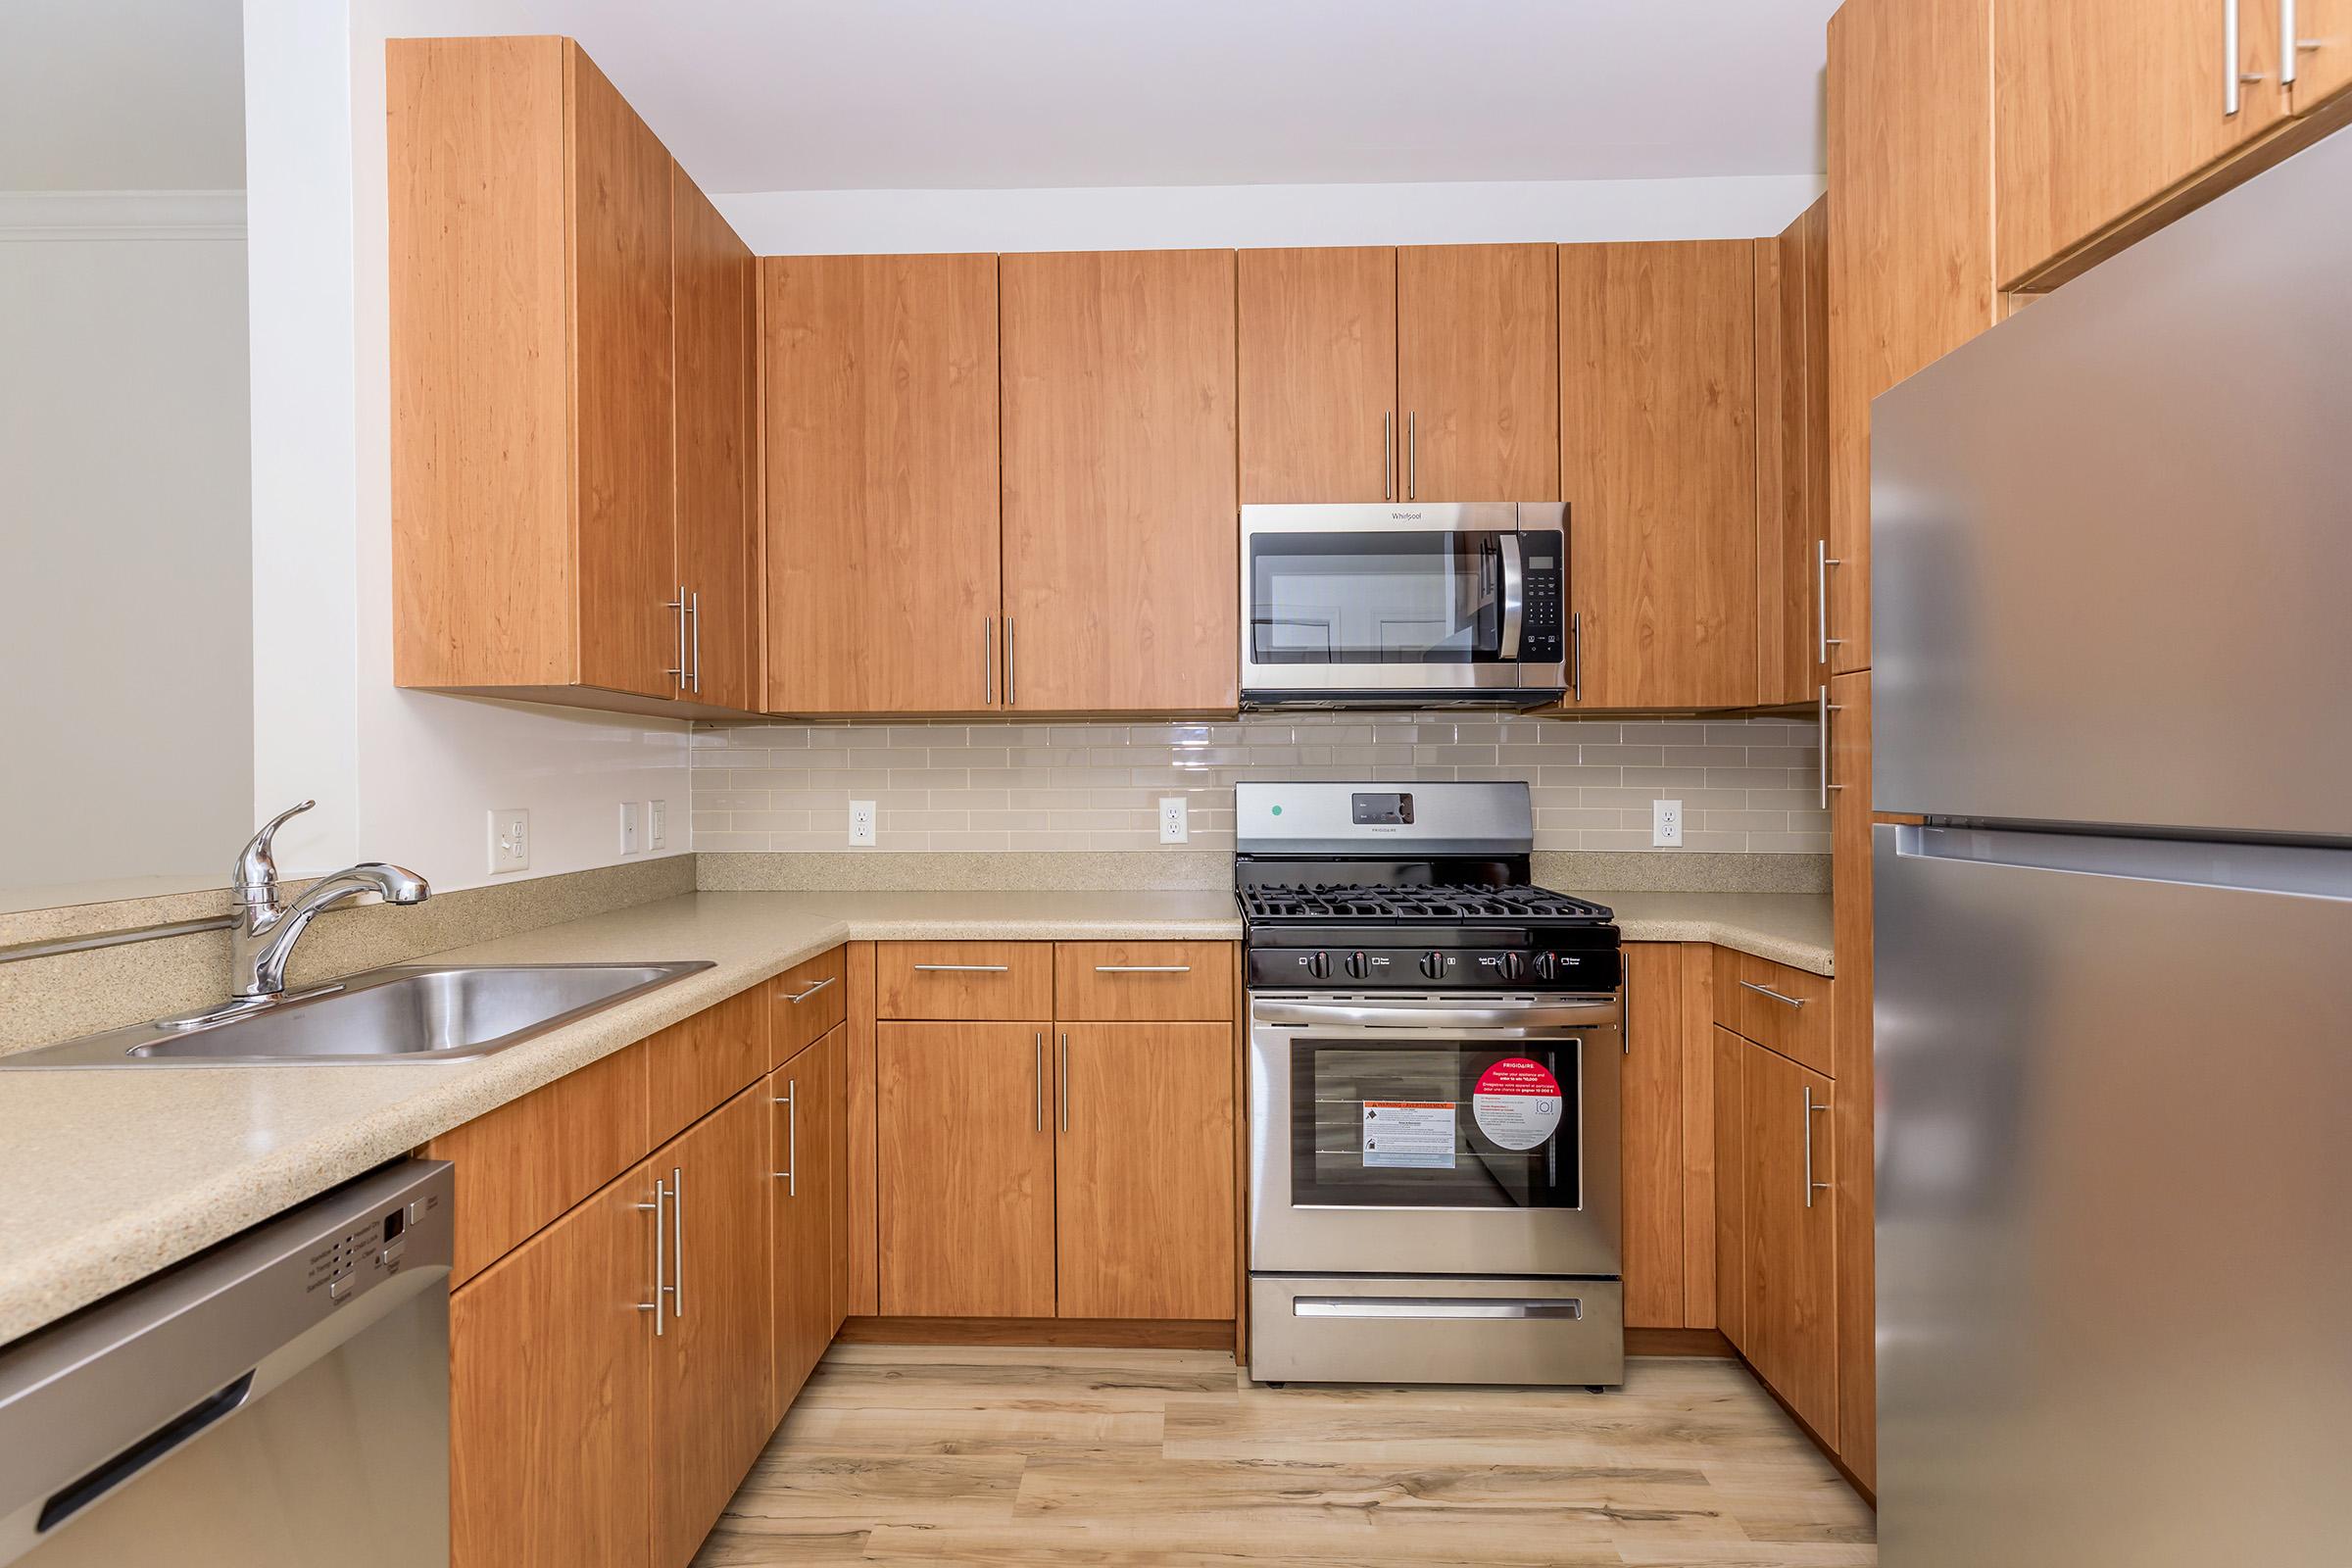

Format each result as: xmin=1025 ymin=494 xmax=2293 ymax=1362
xmin=1651 ymin=799 xmax=1684 ymax=848
xmin=848 ymin=801 xmax=876 ymax=847
xmin=1158 ymin=796 xmax=1190 ymax=844
xmin=489 ymin=808 xmax=530 ymax=873
xmin=618 ymin=801 xmax=640 ymax=856
xmin=647 ymin=799 xmax=666 ymax=851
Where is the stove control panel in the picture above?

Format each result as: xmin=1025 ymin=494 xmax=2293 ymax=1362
xmin=1250 ymin=942 xmax=1621 ymax=993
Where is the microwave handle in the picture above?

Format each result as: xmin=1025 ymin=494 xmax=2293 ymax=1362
xmin=1497 ymin=533 xmax=1524 ymax=661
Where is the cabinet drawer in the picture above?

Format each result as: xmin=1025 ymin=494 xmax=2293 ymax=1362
xmin=647 ymin=987 xmax=769 ymax=1150
xmin=1714 ymin=948 xmax=1833 ymax=1077
xmin=876 ymin=941 xmax=1051 ymax=1020
xmin=1054 ymin=941 xmax=1232 ymax=1021
xmin=771 ymin=945 xmax=847 ymax=1062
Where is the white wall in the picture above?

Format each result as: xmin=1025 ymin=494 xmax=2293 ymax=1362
xmin=242 ymin=0 xmax=691 ymax=893
xmin=717 ymin=174 xmax=1827 ymax=256
xmin=0 ymin=214 xmax=253 ymax=896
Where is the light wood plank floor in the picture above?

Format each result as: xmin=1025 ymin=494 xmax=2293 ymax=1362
xmin=693 ymin=1347 xmax=1877 ymax=1566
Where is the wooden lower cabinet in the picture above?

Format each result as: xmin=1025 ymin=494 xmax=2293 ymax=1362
xmin=771 ymin=1025 xmax=844 ymax=1415
xmin=1054 ymin=1024 xmax=1234 ymax=1319
xmin=650 ymin=1081 xmax=773 ymax=1568
xmin=1730 ymin=1034 xmax=1839 ymax=1445
xmin=450 ymin=1162 xmax=659 ymax=1568
xmin=1619 ymin=944 xmax=1687 ymax=1328
xmin=875 ymin=1021 xmax=1057 ymax=1317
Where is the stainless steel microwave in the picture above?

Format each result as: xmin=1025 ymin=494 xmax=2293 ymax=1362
xmin=1239 ymin=503 xmax=1569 ymax=709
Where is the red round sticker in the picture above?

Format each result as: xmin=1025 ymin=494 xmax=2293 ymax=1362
xmin=1472 ymin=1057 xmax=1563 ymax=1150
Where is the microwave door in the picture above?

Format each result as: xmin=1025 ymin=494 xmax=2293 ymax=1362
xmin=1248 ymin=531 xmax=1505 ymax=670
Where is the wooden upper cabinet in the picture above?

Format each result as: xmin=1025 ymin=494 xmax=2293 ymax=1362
xmin=1000 ymin=249 xmax=1239 ymax=711
xmin=1827 ymin=0 xmax=1996 ymax=676
xmin=2289 ymin=1 xmax=2352 ymax=111
xmin=1754 ymin=198 xmax=1831 ymax=709
xmin=671 ymin=166 xmax=760 ymax=712
xmin=1237 ymin=247 xmax=1398 ymax=502
xmin=763 ymin=253 xmax=1003 ymax=714
xmin=1396 ymin=243 xmax=1558 ymax=501
xmin=390 ymin=37 xmax=759 ymax=717
xmin=1995 ymin=0 xmax=2285 ymax=289
xmin=1559 ymin=241 xmax=1757 ymax=710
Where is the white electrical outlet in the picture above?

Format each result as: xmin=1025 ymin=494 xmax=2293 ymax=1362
xmin=1652 ymin=799 xmax=1685 ymax=848
xmin=618 ymin=801 xmax=640 ymax=855
xmin=647 ymin=799 xmax=667 ymax=851
xmin=848 ymin=801 xmax=877 ymax=847
xmin=1158 ymin=796 xmax=1190 ymax=844
xmin=488 ymin=808 xmax=530 ymax=873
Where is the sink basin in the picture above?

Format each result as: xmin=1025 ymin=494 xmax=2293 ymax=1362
xmin=0 ymin=961 xmax=713 ymax=1068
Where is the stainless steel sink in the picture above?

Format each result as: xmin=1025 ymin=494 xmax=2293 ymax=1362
xmin=0 ymin=961 xmax=713 ymax=1068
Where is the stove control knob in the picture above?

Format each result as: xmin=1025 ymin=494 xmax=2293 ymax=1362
xmin=1302 ymin=951 xmax=1332 ymax=980
xmin=1343 ymin=950 xmax=1370 ymax=980
xmin=1420 ymin=951 xmax=1446 ymax=980
xmin=1532 ymin=951 xmax=1559 ymax=983
xmin=1497 ymin=952 xmax=1528 ymax=983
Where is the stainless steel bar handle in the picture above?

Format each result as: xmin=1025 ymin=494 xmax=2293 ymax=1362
xmin=2229 ymin=0 xmax=2244 ymax=113
xmin=1815 ymin=540 xmax=1845 ymax=665
xmin=1059 ymin=1032 xmax=1069 ymax=1133
xmin=1739 ymin=979 xmax=1810 ymax=1007
xmin=1004 ymin=616 xmax=1015 ymax=707
xmin=636 ymin=1178 xmax=666 ymax=1336
xmin=1383 ymin=411 xmax=1394 ymax=500
xmin=1818 ymin=685 xmax=1845 ymax=810
xmin=771 ymin=1085 xmax=798 ymax=1194
xmin=785 ymin=976 xmax=836 ymax=1004
xmin=1569 ymin=612 xmax=1583 ymax=703
xmin=1497 ymin=533 xmax=1525 ymax=660
xmin=1093 ymin=964 xmax=1192 ymax=973
xmin=912 ymin=963 xmax=1010 ymax=972
xmin=1033 ymin=1032 xmax=1044 ymax=1132
xmin=2285 ymin=0 xmax=2318 ymax=83
xmin=1294 ymin=1296 xmax=1582 ymax=1321
xmin=687 ymin=590 xmax=702 ymax=693
xmin=1406 ymin=413 xmax=1418 ymax=500
xmin=983 ymin=617 xmax=995 ymax=706
xmin=664 ymin=588 xmax=688 ymax=686
xmin=1802 ymin=1088 xmax=1833 ymax=1207
xmin=669 ymin=1164 xmax=685 ymax=1319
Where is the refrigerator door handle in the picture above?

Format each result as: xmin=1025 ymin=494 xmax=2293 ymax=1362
xmin=1893 ymin=823 xmax=2352 ymax=900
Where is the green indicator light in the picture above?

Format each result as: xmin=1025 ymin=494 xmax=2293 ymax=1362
xmin=1270 ymin=805 xmax=1283 ymax=815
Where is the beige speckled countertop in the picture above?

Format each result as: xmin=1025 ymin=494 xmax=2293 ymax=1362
xmin=0 ymin=885 xmax=1826 ymax=1344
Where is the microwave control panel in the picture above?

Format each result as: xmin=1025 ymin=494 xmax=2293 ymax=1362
xmin=1520 ymin=532 xmax=1565 ymax=662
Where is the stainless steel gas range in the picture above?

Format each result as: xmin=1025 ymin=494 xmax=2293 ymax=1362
xmin=1237 ymin=781 xmax=1625 ymax=1387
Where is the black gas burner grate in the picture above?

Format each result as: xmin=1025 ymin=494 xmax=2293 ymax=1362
xmin=1239 ymin=882 xmax=1613 ymax=925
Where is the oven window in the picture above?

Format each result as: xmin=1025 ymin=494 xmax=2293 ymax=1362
xmin=1250 ymin=532 xmax=1504 ymax=664
xmin=1290 ymin=1036 xmax=1581 ymax=1209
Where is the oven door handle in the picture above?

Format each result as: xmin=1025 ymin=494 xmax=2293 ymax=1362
xmin=1251 ymin=999 xmax=1619 ymax=1030
xmin=1497 ymin=533 xmax=1524 ymax=661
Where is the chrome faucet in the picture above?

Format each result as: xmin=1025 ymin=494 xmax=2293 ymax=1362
xmin=226 ymin=801 xmax=430 ymax=1002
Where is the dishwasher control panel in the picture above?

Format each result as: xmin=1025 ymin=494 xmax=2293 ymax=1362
xmin=301 ymin=1182 xmax=446 ymax=1304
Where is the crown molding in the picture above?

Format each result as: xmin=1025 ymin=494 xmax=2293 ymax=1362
xmin=0 ymin=190 xmax=246 ymax=242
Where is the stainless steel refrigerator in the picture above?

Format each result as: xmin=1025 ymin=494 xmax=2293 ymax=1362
xmin=1871 ymin=128 xmax=2352 ymax=1562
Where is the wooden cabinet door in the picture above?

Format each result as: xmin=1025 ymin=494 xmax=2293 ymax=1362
xmin=1054 ymin=1024 xmax=1235 ymax=1321
xmin=646 ymin=987 xmax=768 ymax=1152
xmin=1828 ymin=667 xmax=1878 ymax=1490
xmin=1559 ymin=241 xmax=1757 ymax=710
xmin=1995 ymin=0 xmax=2285 ymax=289
xmin=1237 ymin=247 xmax=1397 ymax=502
xmin=763 ymin=253 xmax=1002 ymax=712
xmin=1396 ymin=244 xmax=1557 ymax=501
xmin=1754 ymin=198 xmax=1831 ymax=709
xmin=1828 ymin=0 xmax=1997 ymax=678
xmin=1619 ymin=944 xmax=1685 ymax=1329
xmin=1000 ymin=249 xmax=1239 ymax=711
xmin=450 ymin=1161 xmax=657 ymax=1568
xmin=1711 ymin=1027 xmax=1749 ymax=1352
xmin=876 ymin=1021 xmax=1056 ymax=1316
xmin=770 ymin=1027 xmax=841 ymax=1417
xmin=2289 ymin=1 xmax=2352 ymax=111
xmin=566 ymin=43 xmax=677 ymax=701
xmin=650 ymin=1083 xmax=772 ymax=1568
xmin=672 ymin=166 xmax=760 ymax=712
xmin=1741 ymin=1041 xmax=1838 ymax=1445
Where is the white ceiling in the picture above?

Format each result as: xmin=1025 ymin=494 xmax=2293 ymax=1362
xmin=0 ymin=0 xmax=244 ymax=191
xmin=373 ymin=0 xmax=1838 ymax=193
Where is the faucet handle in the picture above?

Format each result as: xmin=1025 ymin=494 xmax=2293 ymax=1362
xmin=233 ymin=800 xmax=315 ymax=904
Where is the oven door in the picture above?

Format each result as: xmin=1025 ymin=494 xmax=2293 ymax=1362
xmin=1241 ymin=504 xmax=1538 ymax=695
xmin=1248 ymin=994 xmax=1622 ymax=1278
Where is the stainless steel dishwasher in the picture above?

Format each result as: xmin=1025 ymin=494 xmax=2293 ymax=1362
xmin=0 ymin=1160 xmax=454 ymax=1566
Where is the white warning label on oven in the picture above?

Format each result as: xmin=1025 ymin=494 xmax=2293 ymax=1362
xmin=1473 ymin=1058 xmax=1563 ymax=1151
xmin=1362 ymin=1102 xmax=1457 ymax=1168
